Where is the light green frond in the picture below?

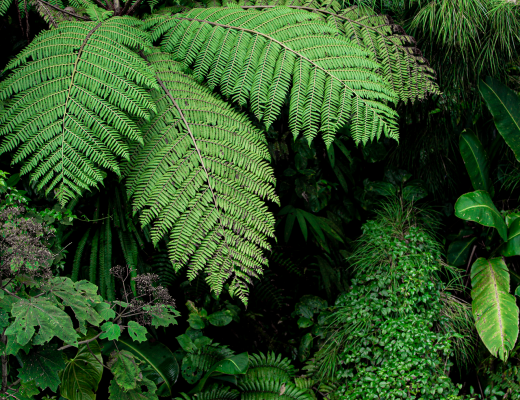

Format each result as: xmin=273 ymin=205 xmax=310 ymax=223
xmin=181 ymin=344 xmax=235 ymax=383
xmin=147 ymin=6 xmax=419 ymax=146
xmin=239 ymin=379 xmax=312 ymax=400
xmin=0 ymin=19 xmax=157 ymax=205
xmin=245 ymin=352 xmax=297 ymax=381
xmin=125 ymin=52 xmax=278 ymax=303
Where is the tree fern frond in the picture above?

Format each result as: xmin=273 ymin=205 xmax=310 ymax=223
xmin=181 ymin=344 xmax=235 ymax=384
xmin=239 ymin=379 xmax=312 ymax=400
xmin=0 ymin=19 xmax=158 ymax=205
xmin=32 ymin=0 xmax=89 ymax=28
xmin=148 ymin=6 xmax=407 ymax=146
xmin=125 ymin=51 xmax=278 ymax=303
xmin=250 ymin=270 xmax=284 ymax=310
xmin=176 ymin=385 xmax=240 ymax=400
xmin=245 ymin=352 xmax=297 ymax=381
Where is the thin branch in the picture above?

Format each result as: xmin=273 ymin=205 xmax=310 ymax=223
xmin=125 ymin=0 xmax=144 ymax=16
xmin=36 ymin=0 xmax=90 ymax=21
xmin=58 ymin=331 xmax=103 ymax=351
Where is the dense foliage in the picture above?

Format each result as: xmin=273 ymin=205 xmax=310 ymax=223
xmin=1 ymin=0 xmax=520 ymax=399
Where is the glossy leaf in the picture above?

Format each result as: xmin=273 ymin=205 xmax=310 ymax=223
xmin=207 ymin=311 xmax=233 ymax=327
xmin=60 ymin=335 xmax=103 ymax=400
xmin=500 ymin=218 xmax=520 ymax=257
xmin=447 ymin=238 xmax=477 ymax=267
xmin=471 ymin=257 xmax=519 ymax=361
xmin=479 ymin=77 xmax=520 ymax=161
xmin=454 ymin=190 xmax=507 ymax=241
xmin=104 ymin=336 xmax=179 ymax=396
xmin=459 ymin=131 xmax=494 ymax=197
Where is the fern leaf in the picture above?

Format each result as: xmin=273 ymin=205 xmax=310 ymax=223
xmin=245 ymin=352 xmax=296 ymax=381
xmin=181 ymin=344 xmax=235 ymax=384
xmin=0 ymin=19 xmax=158 ymax=205
xmin=148 ymin=6 xmax=405 ymax=146
xmin=239 ymin=379 xmax=312 ymax=400
xmin=125 ymin=52 xmax=278 ymax=303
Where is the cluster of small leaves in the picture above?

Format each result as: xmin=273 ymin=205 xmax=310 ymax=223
xmin=310 ymin=203 xmax=468 ymax=399
xmin=0 ymin=206 xmax=54 ymax=277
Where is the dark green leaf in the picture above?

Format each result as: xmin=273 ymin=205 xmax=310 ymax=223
xmin=207 ymin=311 xmax=233 ymax=327
xmin=284 ymin=212 xmax=296 ymax=243
xmin=297 ymin=317 xmax=313 ymax=329
xmin=454 ymin=190 xmax=507 ymax=241
xmin=128 ymin=322 xmax=148 ymax=343
xmin=60 ymin=333 xmax=103 ymax=400
xmin=295 ymin=210 xmax=308 ymax=241
xmin=479 ymin=77 xmax=520 ymax=161
xmin=298 ymin=333 xmax=313 ymax=362
xmin=447 ymin=238 xmax=477 ymax=267
xmin=104 ymin=336 xmax=179 ymax=396
xmin=100 ymin=322 xmax=121 ymax=341
xmin=111 ymin=350 xmax=141 ymax=391
xmin=18 ymin=344 xmax=66 ymax=392
xmin=5 ymin=297 xmax=78 ymax=346
xmin=188 ymin=314 xmax=206 ymax=330
xmin=459 ymin=131 xmax=494 ymax=197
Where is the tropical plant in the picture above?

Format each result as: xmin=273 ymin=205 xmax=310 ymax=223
xmin=0 ymin=0 xmax=439 ymax=303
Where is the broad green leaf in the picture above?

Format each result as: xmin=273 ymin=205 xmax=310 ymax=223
xmin=189 ymin=352 xmax=249 ymax=394
xmin=176 ymin=334 xmax=196 ymax=353
xmin=148 ymin=305 xmax=179 ymax=328
xmin=188 ymin=314 xmax=206 ymax=330
xmin=402 ymin=182 xmax=428 ymax=202
xmin=5 ymin=297 xmax=78 ymax=346
xmin=103 ymin=336 xmax=179 ymax=396
xmin=365 ymin=181 xmax=396 ymax=197
xmin=100 ymin=322 xmax=121 ymax=341
xmin=516 ymin=285 xmax=520 ymax=296
xmin=295 ymin=210 xmax=308 ymax=241
xmin=108 ymin=371 xmax=157 ymax=400
xmin=128 ymin=321 xmax=148 ymax=343
xmin=5 ymin=334 xmax=31 ymax=356
xmin=18 ymin=344 xmax=66 ymax=392
xmin=447 ymin=238 xmax=477 ymax=267
xmin=459 ymin=131 xmax=494 ymax=197
xmin=60 ymin=333 xmax=103 ymax=400
xmin=213 ymin=352 xmax=249 ymax=375
xmin=297 ymin=317 xmax=314 ymax=329
xmin=454 ymin=190 xmax=507 ymax=241
xmin=500 ymin=218 xmax=520 ymax=257
xmin=284 ymin=212 xmax=296 ymax=243
xmin=111 ymin=350 xmax=141 ymax=391
xmin=207 ymin=311 xmax=233 ymax=327
xmin=471 ymin=257 xmax=519 ymax=361
xmin=298 ymin=333 xmax=313 ymax=362
xmin=45 ymin=277 xmax=104 ymax=333
xmin=479 ymin=77 xmax=520 ymax=161
xmin=94 ymin=303 xmax=116 ymax=321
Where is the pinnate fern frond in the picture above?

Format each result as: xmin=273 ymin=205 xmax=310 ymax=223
xmin=242 ymin=0 xmax=440 ymax=103
xmin=125 ymin=52 xmax=278 ymax=303
xmin=245 ymin=352 xmax=297 ymax=381
xmin=0 ymin=19 xmax=158 ymax=205
xmin=147 ymin=5 xmax=403 ymax=146
xmin=239 ymin=379 xmax=312 ymax=400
